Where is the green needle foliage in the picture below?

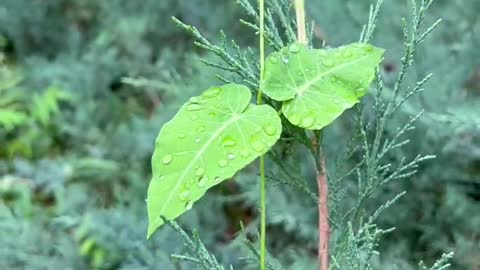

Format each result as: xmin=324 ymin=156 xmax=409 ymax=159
xmin=152 ymin=0 xmax=454 ymax=269
xmin=2 ymin=0 xmax=478 ymax=269
xmin=147 ymin=5 xmax=383 ymax=245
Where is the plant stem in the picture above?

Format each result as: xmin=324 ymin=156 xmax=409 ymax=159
xmin=295 ymin=0 xmax=307 ymax=45
xmin=294 ymin=1 xmax=329 ymax=270
xmin=257 ymin=0 xmax=267 ymax=270
xmin=316 ymin=150 xmax=329 ymax=270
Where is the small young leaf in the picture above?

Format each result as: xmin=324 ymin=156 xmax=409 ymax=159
xmin=261 ymin=43 xmax=384 ymax=130
xmin=147 ymin=84 xmax=281 ymax=237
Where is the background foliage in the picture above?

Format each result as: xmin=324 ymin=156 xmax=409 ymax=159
xmin=0 ymin=0 xmax=478 ymax=269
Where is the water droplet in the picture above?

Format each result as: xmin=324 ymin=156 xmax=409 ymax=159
xmin=222 ymin=137 xmax=236 ymax=147
xmin=202 ymin=87 xmax=221 ymax=98
xmin=334 ymin=99 xmax=341 ymax=104
xmin=330 ymin=76 xmax=338 ymax=83
xmin=214 ymin=177 xmax=221 ymax=184
xmin=270 ymin=57 xmax=278 ymax=64
xmin=198 ymin=97 xmax=208 ymax=104
xmin=186 ymin=104 xmax=205 ymax=111
xmin=322 ymin=59 xmax=334 ymax=67
xmin=194 ymin=137 xmax=201 ymax=143
xmin=240 ymin=149 xmax=250 ymax=158
xmin=162 ymin=154 xmax=172 ymax=164
xmin=365 ymin=44 xmax=374 ymax=52
xmin=189 ymin=97 xmax=199 ymax=103
xmin=342 ymin=50 xmax=353 ymax=57
xmin=228 ymin=153 xmax=236 ymax=160
xmin=179 ymin=190 xmax=190 ymax=201
xmin=159 ymin=176 xmax=165 ymax=181
xmin=191 ymin=115 xmax=199 ymax=120
xmin=289 ymin=44 xmax=300 ymax=53
xmin=251 ymin=140 xmax=264 ymax=152
xmin=263 ymin=124 xmax=276 ymax=136
xmin=178 ymin=134 xmax=186 ymax=139
xmin=282 ymin=56 xmax=289 ymax=64
xmin=255 ymin=126 xmax=262 ymax=133
xmin=198 ymin=176 xmax=208 ymax=187
xmin=185 ymin=201 xmax=193 ymax=210
xmin=196 ymin=126 xmax=205 ymax=132
xmin=218 ymin=159 xmax=228 ymax=167
xmin=289 ymin=114 xmax=300 ymax=125
xmin=195 ymin=168 xmax=205 ymax=176
xmin=301 ymin=114 xmax=315 ymax=128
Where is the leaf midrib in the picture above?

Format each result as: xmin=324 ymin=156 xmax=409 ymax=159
xmin=157 ymin=113 xmax=242 ymax=221
xmin=295 ymin=53 xmax=371 ymax=96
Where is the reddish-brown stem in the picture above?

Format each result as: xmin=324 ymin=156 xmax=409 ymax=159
xmin=294 ymin=1 xmax=329 ymax=269
xmin=317 ymin=158 xmax=329 ymax=270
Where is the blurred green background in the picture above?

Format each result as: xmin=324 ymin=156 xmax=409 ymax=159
xmin=0 ymin=0 xmax=479 ymax=269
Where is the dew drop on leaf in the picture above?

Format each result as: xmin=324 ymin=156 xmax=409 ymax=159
xmin=300 ymin=114 xmax=315 ymax=128
xmin=255 ymin=126 xmax=262 ymax=133
xmin=342 ymin=50 xmax=353 ymax=58
xmin=189 ymin=97 xmax=199 ymax=103
xmin=178 ymin=134 xmax=186 ymax=139
xmin=214 ymin=177 xmax=221 ymax=184
xmin=194 ymin=137 xmax=201 ymax=143
xmin=162 ymin=154 xmax=172 ymax=164
xmin=240 ymin=148 xmax=250 ymax=158
xmin=322 ymin=59 xmax=334 ymax=67
xmin=289 ymin=44 xmax=300 ymax=53
xmin=195 ymin=167 xmax=205 ymax=176
xmin=228 ymin=153 xmax=236 ymax=160
xmin=330 ymin=76 xmax=338 ymax=83
xmin=289 ymin=114 xmax=300 ymax=125
xmin=185 ymin=201 xmax=193 ymax=210
xmin=179 ymin=190 xmax=190 ymax=201
xmin=196 ymin=126 xmax=205 ymax=132
xmin=198 ymin=176 xmax=208 ymax=187
xmin=202 ymin=87 xmax=221 ymax=98
xmin=186 ymin=104 xmax=205 ymax=111
xmin=218 ymin=159 xmax=228 ymax=167
xmin=250 ymin=139 xmax=264 ymax=152
xmin=221 ymin=136 xmax=236 ymax=147
xmin=263 ymin=124 xmax=276 ymax=136
xmin=270 ymin=57 xmax=278 ymax=64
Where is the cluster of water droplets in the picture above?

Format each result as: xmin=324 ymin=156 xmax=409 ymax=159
xmin=156 ymin=83 xmax=307 ymax=212
xmin=218 ymin=123 xmax=277 ymax=166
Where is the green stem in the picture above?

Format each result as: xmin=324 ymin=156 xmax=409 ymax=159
xmin=257 ymin=0 xmax=266 ymax=270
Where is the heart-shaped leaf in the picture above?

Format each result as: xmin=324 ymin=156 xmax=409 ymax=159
xmin=147 ymin=84 xmax=281 ymax=237
xmin=261 ymin=43 xmax=384 ymax=130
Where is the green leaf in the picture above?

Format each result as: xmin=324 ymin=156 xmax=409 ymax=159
xmin=0 ymin=109 xmax=27 ymax=131
xmin=261 ymin=43 xmax=384 ymax=130
xmin=147 ymin=84 xmax=281 ymax=237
